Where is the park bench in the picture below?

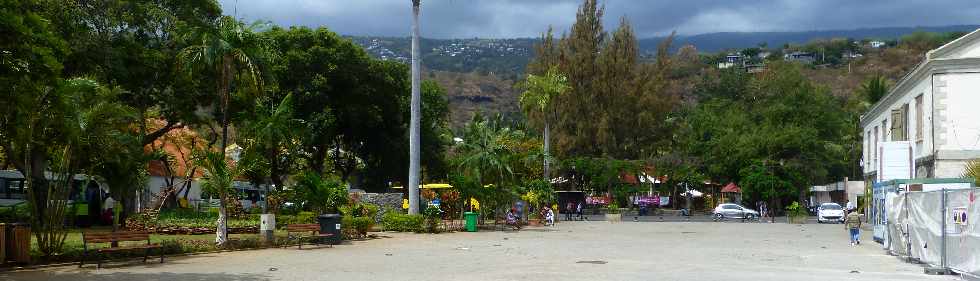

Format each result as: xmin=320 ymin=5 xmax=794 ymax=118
xmin=285 ymin=224 xmax=333 ymax=249
xmin=80 ymin=231 xmax=163 ymax=269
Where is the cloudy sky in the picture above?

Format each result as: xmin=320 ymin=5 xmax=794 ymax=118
xmin=218 ymin=0 xmax=980 ymax=38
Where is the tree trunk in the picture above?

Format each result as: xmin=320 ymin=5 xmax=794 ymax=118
xmin=543 ymin=120 xmax=550 ymax=181
xmin=215 ymin=199 xmax=229 ymax=246
xmin=220 ymin=56 xmax=233 ymax=157
xmin=407 ymin=0 xmax=422 ymax=215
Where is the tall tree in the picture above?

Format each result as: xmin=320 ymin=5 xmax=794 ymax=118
xmin=179 ymin=16 xmax=268 ymax=246
xmin=178 ymin=16 xmax=268 ymax=158
xmin=520 ymin=67 xmax=570 ymax=180
xmin=408 ymin=0 xmax=422 ymax=215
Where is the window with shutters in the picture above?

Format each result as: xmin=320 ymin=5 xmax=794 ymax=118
xmin=915 ymin=95 xmax=924 ymax=142
xmin=890 ymin=105 xmax=908 ymax=141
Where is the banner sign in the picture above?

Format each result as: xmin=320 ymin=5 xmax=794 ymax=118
xmin=636 ymin=196 xmax=660 ymax=205
xmin=586 ymin=196 xmax=609 ymax=205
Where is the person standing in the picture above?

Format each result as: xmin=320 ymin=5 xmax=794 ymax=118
xmin=102 ymin=193 xmax=116 ymax=225
xmin=845 ymin=208 xmax=862 ymax=245
xmin=545 ymin=207 xmax=555 ymax=226
xmin=576 ymin=201 xmax=584 ymax=220
xmin=565 ymin=202 xmax=574 ymax=221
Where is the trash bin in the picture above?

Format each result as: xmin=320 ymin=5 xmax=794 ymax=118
xmin=464 ymin=212 xmax=479 ymax=232
xmin=5 ymin=223 xmax=30 ymax=264
xmin=317 ymin=214 xmax=342 ymax=245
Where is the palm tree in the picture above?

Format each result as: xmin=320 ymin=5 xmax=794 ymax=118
xmin=520 ymin=66 xmax=570 ymax=181
xmin=178 ymin=16 xmax=267 ymax=157
xmin=408 ymin=0 xmax=422 ymax=215
xmin=860 ymin=75 xmax=889 ymax=104
xmin=196 ymin=150 xmax=246 ymax=246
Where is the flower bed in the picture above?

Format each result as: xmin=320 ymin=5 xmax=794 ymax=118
xmin=126 ymin=209 xmax=261 ymax=234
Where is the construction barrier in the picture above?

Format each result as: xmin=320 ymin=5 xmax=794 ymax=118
xmin=880 ymin=187 xmax=978 ymax=277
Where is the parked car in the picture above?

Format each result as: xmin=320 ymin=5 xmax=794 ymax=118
xmin=816 ymin=203 xmax=845 ymax=223
xmin=712 ymin=203 xmax=760 ymax=221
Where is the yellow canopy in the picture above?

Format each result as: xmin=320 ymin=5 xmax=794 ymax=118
xmin=391 ymin=183 xmax=453 ymax=189
xmin=422 ymin=183 xmax=453 ymax=189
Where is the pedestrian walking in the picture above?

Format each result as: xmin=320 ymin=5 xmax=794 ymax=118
xmin=565 ymin=202 xmax=575 ymax=221
xmin=844 ymin=209 xmax=862 ymax=245
xmin=576 ymin=201 xmax=583 ymax=220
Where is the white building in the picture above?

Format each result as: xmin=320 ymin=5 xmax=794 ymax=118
xmin=861 ymin=29 xmax=980 ymax=181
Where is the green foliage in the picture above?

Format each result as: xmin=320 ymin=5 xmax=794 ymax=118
xmin=520 ymin=179 xmax=556 ymax=208
xmin=0 ymin=203 xmax=30 ymax=223
xmin=382 ymin=212 xmax=424 ymax=232
xmin=264 ymin=26 xmax=450 ymax=190
xmin=276 ymin=211 xmax=317 ymax=228
xmin=859 ymin=75 xmax=890 ymax=104
xmin=294 ymin=172 xmax=349 ymax=214
xmin=532 ymin=1 xmax=678 ymax=158
xmin=342 ymin=217 xmax=374 ymax=236
xmin=786 ymin=201 xmax=808 ymax=218
xmin=682 ymin=62 xmax=850 ymax=205
xmin=422 ymin=205 xmax=443 ymax=233
xmin=339 ymin=203 xmax=380 ymax=219
xmin=606 ymin=203 xmax=621 ymax=214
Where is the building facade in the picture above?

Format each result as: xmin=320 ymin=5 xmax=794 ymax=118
xmin=861 ymin=29 xmax=980 ymax=181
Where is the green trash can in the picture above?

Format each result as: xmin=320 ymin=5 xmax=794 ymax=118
xmin=464 ymin=212 xmax=479 ymax=232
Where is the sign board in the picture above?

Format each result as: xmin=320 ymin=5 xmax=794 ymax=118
xmin=879 ymin=141 xmax=912 ymax=181
xmin=636 ymin=196 xmax=660 ymax=206
xmin=585 ymin=196 xmax=609 ymax=205
xmin=660 ymin=196 xmax=670 ymax=206
xmin=952 ymin=207 xmax=968 ymax=225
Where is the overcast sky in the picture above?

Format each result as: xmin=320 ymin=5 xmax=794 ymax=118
xmin=218 ymin=0 xmax=980 ymax=38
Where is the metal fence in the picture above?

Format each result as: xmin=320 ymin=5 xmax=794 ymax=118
xmin=880 ymin=187 xmax=979 ymax=276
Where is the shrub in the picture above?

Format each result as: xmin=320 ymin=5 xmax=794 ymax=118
xmin=0 ymin=203 xmax=30 ymax=223
xmin=422 ymin=205 xmax=443 ymax=233
xmin=382 ymin=212 xmax=423 ymax=232
xmin=294 ymin=172 xmax=348 ymax=214
xmin=606 ymin=203 xmax=621 ymax=214
xmin=276 ymin=211 xmax=317 ymax=228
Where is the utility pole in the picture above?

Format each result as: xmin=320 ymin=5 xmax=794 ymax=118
xmin=407 ymin=0 xmax=422 ymax=215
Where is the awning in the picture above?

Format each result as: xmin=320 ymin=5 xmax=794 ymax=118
xmin=391 ymin=183 xmax=453 ymax=189
xmin=423 ymin=183 xmax=452 ymax=189
xmin=721 ymin=182 xmax=741 ymax=193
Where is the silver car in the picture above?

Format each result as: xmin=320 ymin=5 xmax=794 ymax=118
xmin=712 ymin=203 xmax=760 ymax=221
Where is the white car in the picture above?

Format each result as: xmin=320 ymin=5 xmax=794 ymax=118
xmin=817 ymin=203 xmax=845 ymax=223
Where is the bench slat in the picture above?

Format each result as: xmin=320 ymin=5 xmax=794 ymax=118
xmin=97 ymin=244 xmax=161 ymax=252
xmin=286 ymin=224 xmax=320 ymax=232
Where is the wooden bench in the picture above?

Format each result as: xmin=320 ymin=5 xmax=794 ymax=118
xmin=285 ymin=224 xmax=333 ymax=249
xmin=81 ymin=231 xmax=163 ymax=269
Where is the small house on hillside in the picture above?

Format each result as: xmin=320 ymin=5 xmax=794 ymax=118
xmin=861 ymin=28 xmax=980 ymax=181
xmin=783 ymin=51 xmax=816 ymax=64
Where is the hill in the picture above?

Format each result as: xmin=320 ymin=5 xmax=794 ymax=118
xmin=640 ymin=25 xmax=979 ymax=53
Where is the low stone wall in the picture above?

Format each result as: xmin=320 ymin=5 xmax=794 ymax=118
xmin=358 ymin=192 xmax=403 ymax=222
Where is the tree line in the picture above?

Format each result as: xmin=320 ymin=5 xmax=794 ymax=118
xmin=1 ymin=0 xmax=450 ymax=252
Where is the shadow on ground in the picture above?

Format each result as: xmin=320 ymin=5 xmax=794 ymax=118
xmin=0 ymin=271 xmax=271 ymax=281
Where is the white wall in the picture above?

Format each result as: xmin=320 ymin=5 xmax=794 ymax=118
xmin=862 ymin=73 xmax=934 ymax=174
xmin=146 ymin=176 xmax=202 ymax=201
xmin=940 ymin=38 xmax=980 ymax=59
xmin=936 ymin=72 xmax=980 ymax=151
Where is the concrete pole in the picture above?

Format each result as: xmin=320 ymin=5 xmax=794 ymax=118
xmin=407 ymin=0 xmax=422 ymax=215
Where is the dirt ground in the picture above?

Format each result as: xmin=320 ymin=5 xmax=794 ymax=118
xmin=0 ymin=221 xmax=962 ymax=281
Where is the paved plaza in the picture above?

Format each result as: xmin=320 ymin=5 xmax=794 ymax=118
xmin=0 ymin=221 xmax=960 ymax=281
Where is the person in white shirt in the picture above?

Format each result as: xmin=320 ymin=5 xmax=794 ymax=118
xmin=545 ymin=207 xmax=555 ymax=226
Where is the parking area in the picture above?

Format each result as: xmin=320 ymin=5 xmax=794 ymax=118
xmin=0 ymin=221 xmax=958 ymax=281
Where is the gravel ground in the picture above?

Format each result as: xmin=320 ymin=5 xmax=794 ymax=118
xmin=0 ymin=221 xmax=961 ymax=281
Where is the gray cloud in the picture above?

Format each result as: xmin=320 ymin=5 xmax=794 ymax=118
xmin=219 ymin=0 xmax=980 ymax=38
